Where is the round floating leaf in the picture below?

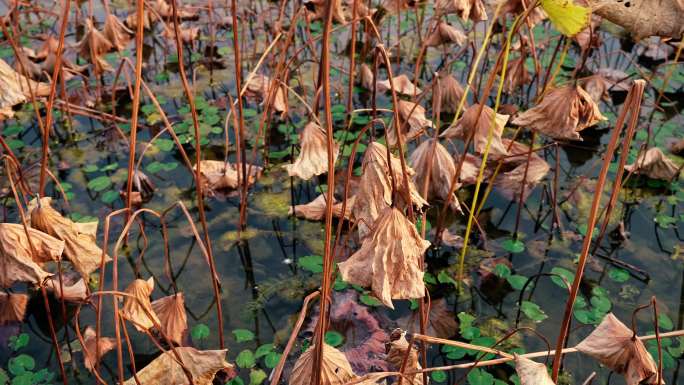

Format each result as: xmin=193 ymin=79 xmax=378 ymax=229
xmin=254 ymin=344 xmax=274 ymax=358
xmin=298 ymin=255 xmax=323 ymax=273
xmin=233 ymin=329 xmax=255 ymax=343
xmin=659 ymin=313 xmax=674 ymax=331
xmin=608 ymin=268 xmax=630 ymax=283
xmin=507 ymin=275 xmax=528 ymax=290
xmin=87 ymin=176 xmax=112 ymax=192
xmin=264 ymin=351 xmax=281 ymax=369
xmin=101 ymin=190 xmax=120 ymax=204
xmin=8 ymin=354 xmax=35 ymax=376
xmin=494 ymin=264 xmax=511 ymax=278
xmin=360 ymin=293 xmax=382 ymax=307
xmin=550 ymin=267 xmax=575 ymax=288
xmin=324 ymin=331 xmax=344 ymax=347
xmin=590 ymin=295 xmax=612 ymax=312
xmin=228 ymin=376 xmax=245 ymax=385
xmin=431 ymin=370 xmax=448 ymax=383
xmin=520 ymin=301 xmax=548 ymax=322
xmin=191 ymin=323 xmax=210 ymax=342
xmin=249 ymin=369 xmax=267 ymax=385
xmin=467 ymin=368 xmax=494 ymax=385
xmin=501 ymin=238 xmax=525 ymax=253
xmin=9 ymin=333 xmax=29 ymax=351
xmin=236 ymin=350 xmax=255 ymax=368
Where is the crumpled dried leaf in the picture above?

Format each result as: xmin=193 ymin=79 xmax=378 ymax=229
xmin=359 ymin=63 xmax=375 ymax=90
xmin=386 ymin=330 xmax=424 ymax=385
xmin=0 ymin=292 xmax=28 ymax=325
xmin=45 ymin=273 xmax=88 ymax=302
xmin=124 ymin=347 xmax=232 ymax=385
xmin=576 ymin=313 xmax=661 ymax=385
xmin=152 ymin=0 xmax=198 ymax=19
xmin=29 ymin=197 xmax=111 ymax=280
xmin=82 ymin=326 xmax=116 ymax=372
xmin=512 ymin=84 xmax=606 ymax=140
xmin=399 ymin=298 xmax=458 ymax=338
xmin=103 ymin=14 xmax=133 ymax=51
xmin=625 ymin=147 xmax=680 ymax=181
xmin=353 ymin=142 xmax=428 ymax=238
xmin=290 ymin=344 xmax=355 ymax=385
xmin=289 ymin=194 xmax=354 ymax=221
xmin=377 ymin=74 xmax=421 ymax=96
xmin=126 ymin=9 xmax=159 ymax=29
xmin=425 ymin=22 xmax=467 ymax=46
xmin=574 ymin=15 xmax=602 ymax=52
xmin=244 ymin=74 xmax=288 ymax=113
xmin=0 ymin=223 xmax=64 ymax=287
xmin=668 ymin=138 xmax=684 ymax=156
xmin=162 ymin=23 xmax=200 ymax=44
xmin=503 ymin=56 xmax=531 ymax=93
xmin=121 ymin=278 xmax=160 ymax=332
xmin=0 ymin=58 xmax=50 ymax=118
xmin=441 ymin=104 xmax=510 ymax=160
xmin=514 ymin=355 xmax=555 ymax=385
xmin=381 ymin=0 xmax=416 ymax=14
xmin=434 ymin=72 xmax=466 ymax=114
xmin=284 ymin=121 xmax=340 ymax=180
xmin=77 ymin=19 xmax=113 ymax=72
xmin=435 ymin=0 xmax=487 ymax=21
xmin=151 ymin=293 xmax=188 ymax=345
xmin=494 ymin=148 xmax=550 ymax=201
xmin=409 ymin=139 xmax=462 ymax=212
xmin=339 ymin=207 xmax=429 ymax=308
xmin=501 ymin=0 xmax=546 ymax=25
xmin=35 ymin=36 xmax=60 ymax=60
xmin=390 ymin=100 xmax=433 ymax=146
xmin=305 ymin=0 xmax=347 ymax=23
xmin=195 ymin=160 xmax=262 ymax=191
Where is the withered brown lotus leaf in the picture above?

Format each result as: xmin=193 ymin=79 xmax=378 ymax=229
xmin=152 ymin=0 xmax=198 ymax=19
xmin=511 ymin=84 xmax=606 ymax=141
xmin=103 ymin=14 xmax=133 ymax=51
xmin=339 ymin=207 xmax=429 ymax=308
xmin=305 ymin=0 xmax=347 ymax=23
xmin=399 ymin=298 xmax=458 ymax=338
xmin=494 ymin=153 xmax=550 ymax=201
xmin=669 ymin=138 xmax=684 ymax=156
xmin=359 ymin=63 xmax=375 ymax=90
xmin=29 ymin=197 xmax=110 ymax=280
xmin=500 ymin=0 xmax=546 ymax=25
xmin=425 ymin=22 xmax=467 ymax=46
xmin=576 ymin=313 xmax=661 ymax=385
xmin=195 ymin=160 xmax=262 ymax=191
xmin=391 ymin=100 xmax=433 ymax=146
xmin=435 ymin=0 xmax=487 ymax=22
xmin=515 ymin=355 xmax=555 ymax=385
xmin=0 ymin=292 xmax=28 ymax=325
xmin=289 ymin=194 xmax=354 ymax=221
xmin=503 ymin=56 xmax=531 ymax=94
xmin=284 ymin=121 xmax=340 ymax=180
xmin=126 ymin=10 xmax=158 ymax=29
xmin=574 ymin=15 xmax=602 ymax=52
xmin=386 ymin=331 xmax=424 ymax=385
xmin=441 ymin=104 xmax=510 ymax=160
xmin=77 ymin=19 xmax=114 ymax=73
xmin=624 ymin=147 xmax=680 ymax=181
xmin=409 ymin=139 xmax=462 ymax=212
xmin=289 ymin=344 xmax=355 ymax=385
xmin=244 ymin=74 xmax=287 ymax=113
xmin=0 ymin=58 xmax=50 ymax=118
xmin=14 ymin=49 xmax=43 ymax=79
xmin=45 ymin=274 xmax=88 ymax=302
xmin=381 ymin=0 xmax=416 ymax=14
xmin=580 ymin=74 xmax=612 ymax=103
xmin=0 ymin=223 xmax=64 ymax=287
xmin=435 ymin=72 xmax=466 ymax=114
xmin=353 ymin=142 xmax=427 ymax=238
xmin=123 ymin=347 xmax=232 ymax=385
xmin=162 ymin=23 xmax=200 ymax=44
xmin=151 ymin=293 xmax=187 ymax=345
xmin=377 ymin=74 xmax=422 ymax=96
xmin=121 ymin=277 xmax=160 ymax=332
xmin=35 ymin=36 xmax=60 ymax=60
xmin=83 ymin=326 xmax=116 ymax=372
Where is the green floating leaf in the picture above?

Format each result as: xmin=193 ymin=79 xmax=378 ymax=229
xmin=249 ymin=369 xmax=267 ymax=385
xmin=431 ymin=370 xmax=448 ymax=383
xmin=437 ymin=270 xmax=457 ymax=286
xmin=8 ymin=354 xmax=35 ymax=376
xmin=467 ymin=368 xmax=494 ymax=385
xmin=550 ymin=267 xmax=575 ymax=288
xmin=264 ymin=351 xmax=281 ymax=369
xmin=520 ymin=301 xmax=548 ymax=322
xmin=494 ymin=264 xmax=511 ymax=278
xmin=507 ymin=275 xmax=528 ymax=290
xmin=659 ymin=313 xmax=674 ymax=331
xmin=101 ymin=190 xmax=120 ymax=204
xmin=360 ymin=293 xmax=382 ymax=307
xmin=423 ymin=272 xmax=437 ymax=285
xmin=590 ymin=295 xmax=612 ymax=313
xmin=254 ymin=344 xmax=274 ymax=359
xmin=236 ymin=350 xmax=256 ymax=368
xmin=501 ymin=238 xmax=525 ymax=253
xmin=324 ymin=331 xmax=345 ymax=347
xmin=87 ymin=175 xmax=112 ymax=192
xmin=233 ymin=329 xmax=255 ymax=343
xmin=9 ymin=333 xmax=29 ymax=351
xmin=298 ymin=255 xmax=323 ymax=273
xmin=228 ymin=376 xmax=245 ymax=385
xmin=191 ymin=323 xmax=210 ymax=341
xmin=608 ymin=267 xmax=630 ymax=283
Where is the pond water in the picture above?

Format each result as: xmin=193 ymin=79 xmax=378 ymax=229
xmin=1 ymin=1 xmax=684 ymax=384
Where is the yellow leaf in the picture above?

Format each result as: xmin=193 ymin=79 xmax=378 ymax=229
xmin=540 ymin=0 xmax=591 ymax=37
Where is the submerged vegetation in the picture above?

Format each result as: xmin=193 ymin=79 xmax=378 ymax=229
xmin=0 ymin=0 xmax=684 ymax=384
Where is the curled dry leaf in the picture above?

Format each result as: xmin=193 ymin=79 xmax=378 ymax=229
xmin=305 ymin=0 xmax=347 ymax=23
xmin=289 ymin=344 xmax=355 ymax=385
xmin=515 ymin=355 xmax=555 ymax=385
xmin=121 ymin=277 xmax=160 ymax=332
xmin=390 ymin=100 xmax=433 ymax=146
xmin=77 ymin=19 xmax=114 ymax=73
xmin=151 ymin=293 xmax=188 ymax=345
xmin=339 ymin=207 xmax=429 ymax=308
xmin=352 ymin=142 xmax=427 ymax=238
xmin=82 ymin=326 xmax=116 ymax=372
xmin=512 ymin=84 xmax=606 ymax=140
xmin=359 ymin=63 xmax=375 ymax=90
xmin=425 ymin=22 xmax=467 ymax=46
xmin=441 ymin=103 xmax=510 ymax=160
xmin=244 ymin=74 xmax=288 ymax=113
xmin=574 ymin=15 xmax=602 ymax=52
xmin=123 ymin=347 xmax=232 ymax=385
xmin=625 ymin=147 xmax=680 ymax=180
xmin=576 ymin=313 xmax=662 ymax=385
xmin=381 ymin=0 xmax=416 ymax=14
xmin=289 ymin=194 xmax=354 ymax=221
xmin=503 ymin=56 xmax=531 ymax=93
xmin=494 ymin=148 xmax=550 ymax=201
xmin=284 ymin=121 xmax=340 ymax=180
xmin=0 ymin=223 xmax=64 ymax=287
xmin=29 ymin=197 xmax=111 ymax=280
xmin=35 ymin=35 xmax=60 ymax=60
xmin=162 ymin=23 xmax=200 ymax=44
xmin=152 ymin=0 xmax=198 ymax=19
xmin=103 ymin=14 xmax=132 ymax=51
xmin=0 ymin=292 xmax=28 ymax=325
xmin=196 ymin=160 xmax=262 ymax=191
xmin=45 ymin=273 xmax=88 ymax=302
xmin=668 ymin=138 xmax=684 ymax=156
xmin=409 ymin=139 xmax=462 ymax=212
xmin=377 ymin=74 xmax=421 ymax=96
xmin=126 ymin=9 xmax=159 ymax=29
xmin=399 ymin=298 xmax=458 ymax=338
xmin=501 ymin=0 xmax=546 ymax=25
xmin=0 ymin=58 xmax=50 ymax=118
xmin=386 ymin=330 xmax=424 ymax=385
xmin=435 ymin=72 xmax=466 ymax=114
xmin=435 ymin=0 xmax=487 ymax=21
